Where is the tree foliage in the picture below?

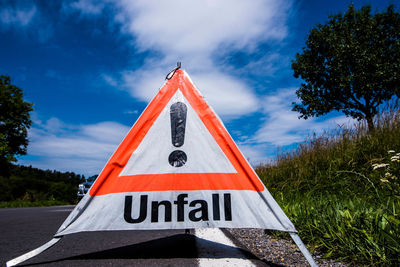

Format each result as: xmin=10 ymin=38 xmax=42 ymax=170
xmin=0 ymin=164 xmax=84 ymax=202
xmin=0 ymin=75 xmax=33 ymax=174
xmin=292 ymin=5 xmax=400 ymax=131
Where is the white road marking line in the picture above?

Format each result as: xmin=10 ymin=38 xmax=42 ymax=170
xmin=195 ymin=228 xmax=256 ymax=267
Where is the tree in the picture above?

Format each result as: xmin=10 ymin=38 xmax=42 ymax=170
xmin=0 ymin=75 xmax=33 ymax=175
xmin=291 ymin=4 xmax=400 ymax=132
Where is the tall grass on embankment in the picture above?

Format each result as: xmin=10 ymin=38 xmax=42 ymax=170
xmin=257 ymin=109 xmax=400 ymax=265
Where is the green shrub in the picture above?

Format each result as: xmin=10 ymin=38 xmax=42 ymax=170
xmin=49 ymin=182 xmax=76 ymax=203
xmin=0 ymin=165 xmax=84 ymax=205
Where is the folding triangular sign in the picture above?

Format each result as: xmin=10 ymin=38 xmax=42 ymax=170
xmin=55 ymin=69 xmax=296 ymax=235
xmin=8 ymin=68 xmax=319 ymax=267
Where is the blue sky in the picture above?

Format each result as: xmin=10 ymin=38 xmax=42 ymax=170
xmin=0 ymin=0 xmax=397 ymax=176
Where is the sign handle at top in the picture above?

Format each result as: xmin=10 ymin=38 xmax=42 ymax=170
xmin=166 ymin=62 xmax=182 ymax=80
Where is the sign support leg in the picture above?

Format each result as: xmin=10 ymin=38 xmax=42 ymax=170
xmin=289 ymin=232 xmax=318 ymax=267
xmin=6 ymin=237 xmax=62 ymax=267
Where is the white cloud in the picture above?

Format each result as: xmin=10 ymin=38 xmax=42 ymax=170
xmin=20 ymin=117 xmax=130 ymax=175
xmin=116 ymin=0 xmax=289 ymax=56
xmin=73 ymin=0 xmax=292 ymax=118
xmin=238 ymin=143 xmax=272 ymax=167
xmin=121 ymin=67 xmax=167 ymax=101
xmin=190 ymin=72 xmax=259 ymax=117
xmin=65 ymin=0 xmax=107 ymax=15
xmin=253 ymin=88 xmax=355 ymax=146
xmin=81 ymin=121 xmax=128 ymax=143
xmin=121 ymin=67 xmax=259 ymax=117
xmin=102 ymin=74 xmax=119 ymax=87
xmin=114 ymin=0 xmax=291 ymax=117
xmin=0 ymin=5 xmax=37 ymax=27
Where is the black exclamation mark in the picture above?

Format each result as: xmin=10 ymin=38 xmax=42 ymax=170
xmin=169 ymin=102 xmax=187 ymax=167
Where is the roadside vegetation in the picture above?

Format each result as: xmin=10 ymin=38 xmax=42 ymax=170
xmin=257 ymin=107 xmax=400 ymax=265
xmin=0 ymin=164 xmax=84 ymax=207
xmin=0 ymin=75 xmax=84 ymax=208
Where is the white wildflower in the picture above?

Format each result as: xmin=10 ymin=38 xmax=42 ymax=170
xmin=385 ymin=172 xmax=392 ymax=177
xmin=388 ymin=150 xmax=396 ymax=153
xmin=380 ymin=179 xmax=389 ymax=183
xmin=391 ymin=155 xmax=400 ymax=161
xmin=373 ymin=163 xmax=389 ymax=170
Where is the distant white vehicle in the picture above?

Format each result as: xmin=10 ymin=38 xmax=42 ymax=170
xmin=77 ymin=175 xmax=97 ymax=197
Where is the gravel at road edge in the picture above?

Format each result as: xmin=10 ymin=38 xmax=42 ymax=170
xmin=225 ymin=228 xmax=348 ymax=267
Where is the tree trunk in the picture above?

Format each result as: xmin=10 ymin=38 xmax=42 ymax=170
xmin=366 ymin=115 xmax=375 ymax=132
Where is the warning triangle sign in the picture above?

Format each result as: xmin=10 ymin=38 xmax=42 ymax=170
xmin=7 ymin=68 xmax=321 ymax=267
xmin=55 ymin=69 xmax=296 ymax=235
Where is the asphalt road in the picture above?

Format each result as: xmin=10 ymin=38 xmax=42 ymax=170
xmin=0 ymin=206 xmax=270 ymax=266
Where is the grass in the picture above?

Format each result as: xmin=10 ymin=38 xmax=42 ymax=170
xmin=257 ymin=108 xmax=400 ymax=265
